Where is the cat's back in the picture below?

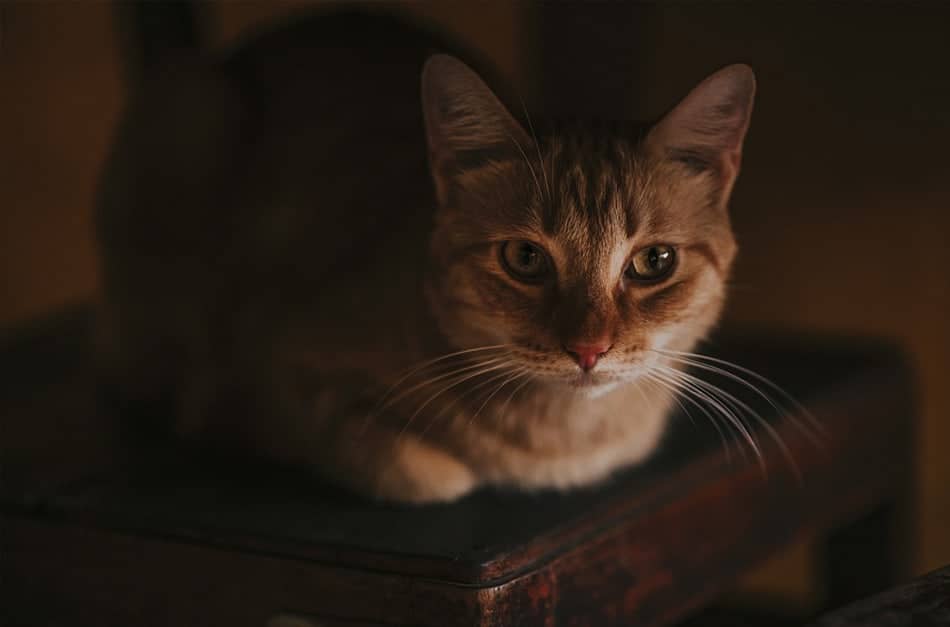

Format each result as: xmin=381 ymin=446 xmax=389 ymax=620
xmin=226 ymin=10 xmax=444 ymax=97
xmin=219 ymin=11 xmax=458 ymax=279
xmin=94 ymin=11 xmax=469 ymax=395
xmin=222 ymin=10 xmax=446 ymax=189
xmin=98 ymin=11 xmax=457 ymax=271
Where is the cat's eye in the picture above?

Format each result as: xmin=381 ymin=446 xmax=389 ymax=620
xmin=625 ymin=245 xmax=676 ymax=283
xmin=500 ymin=240 xmax=550 ymax=283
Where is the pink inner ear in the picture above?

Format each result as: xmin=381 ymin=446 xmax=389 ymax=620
xmin=648 ymin=64 xmax=755 ymax=167
xmin=421 ymin=54 xmax=531 ymax=167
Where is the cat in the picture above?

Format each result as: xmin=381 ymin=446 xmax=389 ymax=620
xmin=95 ymin=11 xmax=754 ymax=503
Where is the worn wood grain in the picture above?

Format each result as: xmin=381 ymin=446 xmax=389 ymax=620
xmin=809 ymin=566 xmax=950 ymax=627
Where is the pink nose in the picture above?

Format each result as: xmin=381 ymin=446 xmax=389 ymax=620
xmin=564 ymin=342 xmax=611 ymax=371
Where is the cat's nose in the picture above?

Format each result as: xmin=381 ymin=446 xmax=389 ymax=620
xmin=564 ymin=342 xmax=611 ymax=371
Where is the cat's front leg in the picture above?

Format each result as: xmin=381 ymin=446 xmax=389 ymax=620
xmin=316 ymin=418 xmax=480 ymax=504
xmin=368 ymin=428 xmax=479 ymax=503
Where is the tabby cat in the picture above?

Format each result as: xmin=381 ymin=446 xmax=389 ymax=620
xmin=96 ymin=12 xmax=754 ymax=503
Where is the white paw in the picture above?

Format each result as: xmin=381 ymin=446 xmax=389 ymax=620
xmin=373 ymin=436 xmax=478 ymax=504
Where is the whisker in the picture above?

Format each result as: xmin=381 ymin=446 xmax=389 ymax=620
xmin=372 ymin=355 xmax=510 ymax=418
xmin=653 ymin=367 xmax=761 ymax=453
xmin=654 ymin=352 xmax=825 ymax=448
xmin=642 ymin=370 xmax=734 ymax=463
xmin=372 ymin=344 xmax=510 ymax=411
xmin=416 ymin=367 xmax=519 ymax=438
xmin=650 ymin=368 xmax=758 ymax=467
xmin=360 ymin=353 xmax=511 ymax=436
xmin=396 ymin=361 xmax=516 ymax=439
xmin=658 ymin=365 xmax=802 ymax=482
xmin=501 ymin=125 xmax=545 ymax=204
xmin=654 ymin=348 xmax=825 ymax=436
xmin=518 ymin=95 xmax=551 ymax=201
xmin=467 ymin=368 xmax=529 ymax=427
xmin=632 ymin=375 xmax=661 ymax=418
xmin=497 ymin=372 xmax=534 ymax=425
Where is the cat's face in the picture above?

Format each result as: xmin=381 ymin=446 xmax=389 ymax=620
xmin=422 ymin=57 xmax=753 ymax=393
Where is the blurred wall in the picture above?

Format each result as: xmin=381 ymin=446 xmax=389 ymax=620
xmin=637 ymin=2 xmax=950 ymax=576
xmin=2 ymin=0 xmax=948 ymax=609
xmin=619 ymin=5 xmax=950 ymax=603
xmin=0 ymin=3 xmax=121 ymax=327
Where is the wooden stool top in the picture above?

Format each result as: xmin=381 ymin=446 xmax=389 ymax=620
xmin=1 ymin=309 xmax=916 ymax=626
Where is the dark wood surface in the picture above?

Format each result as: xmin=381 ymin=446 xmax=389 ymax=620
xmin=808 ymin=565 xmax=950 ymax=627
xmin=1 ymin=308 xmax=915 ymax=626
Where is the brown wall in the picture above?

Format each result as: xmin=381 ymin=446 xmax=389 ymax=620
xmin=634 ymin=4 xmax=950 ymax=591
xmin=0 ymin=3 xmax=121 ymax=326
xmin=2 ymin=0 xmax=948 ymax=609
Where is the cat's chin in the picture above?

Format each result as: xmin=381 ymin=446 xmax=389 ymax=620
xmin=580 ymin=381 xmax=624 ymax=399
xmin=556 ymin=372 xmax=625 ymax=398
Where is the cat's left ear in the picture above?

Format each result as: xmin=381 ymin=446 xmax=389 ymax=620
xmin=421 ymin=54 xmax=531 ymax=204
xmin=646 ymin=64 xmax=756 ymax=200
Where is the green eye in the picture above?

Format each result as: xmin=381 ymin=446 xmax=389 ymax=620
xmin=625 ymin=245 xmax=676 ymax=283
xmin=500 ymin=240 xmax=550 ymax=283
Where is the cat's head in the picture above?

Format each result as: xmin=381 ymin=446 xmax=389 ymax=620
xmin=421 ymin=55 xmax=754 ymax=393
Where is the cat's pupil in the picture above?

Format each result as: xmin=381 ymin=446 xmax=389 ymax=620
xmin=500 ymin=240 xmax=548 ymax=282
xmin=626 ymin=245 xmax=675 ymax=282
xmin=519 ymin=244 xmax=538 ymax=269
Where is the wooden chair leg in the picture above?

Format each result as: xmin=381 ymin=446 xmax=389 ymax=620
xmin=822 ymin=503 xmax=901 ymax=608
xmin=820 ymin=436 xmax=916 ymax=611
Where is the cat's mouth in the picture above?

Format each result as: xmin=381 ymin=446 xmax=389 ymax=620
xmin=554 ymin=370 xmax=627 ymax=400
xmin=560 ymin=369 xmax=620 ymax=389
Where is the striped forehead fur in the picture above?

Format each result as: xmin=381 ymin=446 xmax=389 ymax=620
xmin=540 ymin=121 xmax=645 ymax=239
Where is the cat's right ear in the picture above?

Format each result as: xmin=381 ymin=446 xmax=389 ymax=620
xmin=421 ymin=54 xmax=530 ymax=204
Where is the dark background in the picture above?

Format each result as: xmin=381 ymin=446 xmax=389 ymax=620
xmin=2 ymin=1 xmax=947 ymax=612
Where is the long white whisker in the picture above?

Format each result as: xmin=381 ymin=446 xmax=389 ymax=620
xmin=659 ymin=365 xmax=802 ymax=482
xmin=372 ymin=355 xmax=511 ymax=419
xmin=648 ymin=369 xmax=749 ymax=465
xmin=651 ymin=367 xmax=763 ymax=472
xmin=632 ymin=375 xmax=660 ymax=418
xmin=417 ymin=367 xmax=521 ymax=437
xmin=653 ymin=367 xmax=759 ymax=451
xmin=653 ymin=351 xmax=824 ymax=448
xmin=518 ymin=95 xmax=551 ymax=201
xmin=497 ymin=372 xmax=533 ymax=425
xmin=658 ymin=367 xmax=763 ymax=446
xmin=360 ymin=355 xmax=512 ymax=436
xmin=373 ymin=344 xmax=510 ymax=411
xmin=454 ymin=365 xmax=519 ymax=403
xmin=642 ymin=370 xmax=734 ymax=463
xmin=501 ymin=126 xmax=545 ymax=204
xmin=654 ymin=348 xmax=825 ymax=436
xmin=467 ymin=368 xmax=528 ymax=427
xmin=397 ymin=362 xmax=515 ymax=438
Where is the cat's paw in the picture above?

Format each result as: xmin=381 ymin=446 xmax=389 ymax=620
xmin=372 ymin=436 xmax=478 ymax=504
